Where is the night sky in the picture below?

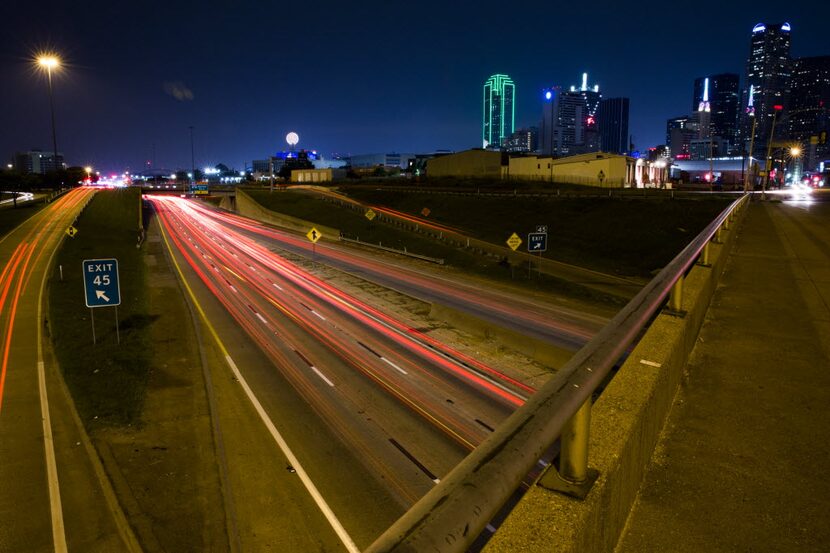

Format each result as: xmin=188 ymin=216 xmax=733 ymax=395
xmin=2 ymin=0 xmax=829 ymax=173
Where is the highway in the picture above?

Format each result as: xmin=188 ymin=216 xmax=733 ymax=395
xmin=0 ymin=187 xmax=130 ymax=552
xmin=174 ymin=198 xmax=610 ymax=353
xmin=150 ymin=195 xmax=551 ymax=549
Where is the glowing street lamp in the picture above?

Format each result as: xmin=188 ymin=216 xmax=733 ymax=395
xmin=35 ymin=53 xmax=62 ymax=172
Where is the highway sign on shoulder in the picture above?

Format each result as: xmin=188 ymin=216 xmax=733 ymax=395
xmin=528 ymin=233 xmax=548 ymax=252
xmin=365 ymin=209 xmax=376 ymax=221
xmin=66 ymin=225 xmax=77 ymax=238
xmin=307 ymin=227 xmax=322 ymax=243
xmin=82 ymin=258 xmax=121 ymax=308
xmin=506 ymin=232 xmax=522 ymax=251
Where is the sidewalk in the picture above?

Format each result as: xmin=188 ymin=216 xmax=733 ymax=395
xmin=616 ymin=199 xmax=830 ymax=552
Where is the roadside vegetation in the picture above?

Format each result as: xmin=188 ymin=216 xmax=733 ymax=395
xmin=49 ymin=188 xmax=149 ymax=426
xmin=245 ymin=187 xmax=730 ymax=279
xmin=0 ymin=202 xmax=46 ymax=238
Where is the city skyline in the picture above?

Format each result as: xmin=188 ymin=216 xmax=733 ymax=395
xmin=2 ymin=1 xmax=830 ymax=172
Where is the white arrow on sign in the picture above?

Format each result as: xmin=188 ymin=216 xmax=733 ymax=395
xmin=95 ymin=290 xmax=110 ymax=302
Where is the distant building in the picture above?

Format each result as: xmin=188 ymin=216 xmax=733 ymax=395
xmin=741 ymin=22 xmax=792 ymax=157
xmin=14 ymin=150 xmax=65 ymax=174
xmin=426 ymin=149 xmax=507 ymax=178
xmin=291 ymin=168 xmax=347 ymax=183
xmin=502 ymin=127 xmax=538 ymax=153
xmin=671 ymin=157 xmax=760 ymax=187
xmin=787 ymin=56 xmax=830 ymax=170
xmin=666 ymin=115 xmax=700 ymax=159
xmin=539 ymin=73 xmax=601 ymax=156
xmin=349 ymin=153 xmax=415 ymax=170
xmin=692 ymin=73 xmax=740 ymax=153
xmin=689 ymin=137 xmax=729 ymax=160
xmin=482 ymin=74 xmax=516 ymax=149
xmin=598 ymin=97 xmax=630 ymax=155
xmin=509 ymin=152 xmax=650 ymax=187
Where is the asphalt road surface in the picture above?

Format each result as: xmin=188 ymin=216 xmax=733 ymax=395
xmin=0 ymin=187 xmax=131 ymax=552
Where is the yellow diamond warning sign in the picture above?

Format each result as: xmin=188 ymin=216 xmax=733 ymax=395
xmin=306 ymin=227 xmax=322 ymax=243
xmin=506 ymin=232 xmax=522 ymax=251
xmin=365 ymin=209 xmax=376 ymax=221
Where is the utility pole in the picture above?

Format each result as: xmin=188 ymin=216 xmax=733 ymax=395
xmin=189 ymin=126 xmax=195 ymax=196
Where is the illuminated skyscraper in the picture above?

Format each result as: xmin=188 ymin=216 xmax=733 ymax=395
xmin=482 ymin=74 xmax=515 ymax=149
xmin=742 ymin=22 xmax=792 ymax=156
xmin=539 ymin=73 xmax=600 ymax=156
xmin=692 ymin=74 xmax=740 ymax=152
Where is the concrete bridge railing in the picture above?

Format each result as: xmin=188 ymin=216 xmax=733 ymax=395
xmin=364 ymin=194 xmax=750 ymax=553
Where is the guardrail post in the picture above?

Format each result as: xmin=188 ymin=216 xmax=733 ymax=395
xmin=665 ymin=275 xmax=685 ymax=316
xmin=539 ymin=399 xmax=599 ymax=499
xmin=697 ymin=241 xmax=711 ymax=267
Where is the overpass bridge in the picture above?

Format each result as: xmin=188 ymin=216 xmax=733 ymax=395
xmin=366 ymin=190 xmax=830 ymax=553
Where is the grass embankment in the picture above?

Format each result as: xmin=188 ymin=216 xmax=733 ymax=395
xmin=246 ymin=189 xmax=500 ymax=265
xmin=0 ymin=202 xmax=46 ymax=238
xmin=342 ymin=188 xmax=730 ymax=277
xmin=49 ymin=188 xmax=148 ymax=426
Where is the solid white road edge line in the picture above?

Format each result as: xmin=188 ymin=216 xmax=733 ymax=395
xmin=223 ymin=354 xmax=356 ymax=552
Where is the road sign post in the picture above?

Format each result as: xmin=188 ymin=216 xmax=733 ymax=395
xmin=506 ymin=233 xmax=522 ymax=279
xmin=528 ymin=231 xmax=548 ymax=279
xmin=82 ymin=258 xmax=122 ymax=344
xmin=306 ymin=227 xmax=322 ymax=261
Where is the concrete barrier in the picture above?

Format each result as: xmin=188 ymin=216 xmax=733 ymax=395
xmin=235 ymin=188 xmax=340 ymax=239
xmin=484 ymin=200 xmax=746 ymax=553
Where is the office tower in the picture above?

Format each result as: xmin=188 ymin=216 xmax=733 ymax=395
xmin=742 ymin=22 xmax=792 ymax=157
xmin=539 ymin=73 xmax=600 ymax=156
xmin=598 ymin=97 xmax=630 ymax=154
xmin=692 ymin=73 xmax=740 ymax=152
xmin=482 ymin=74 xmax=515 ymax=149
xmin=787 ymin=56 xmax=830 ymax=170
xmin=502 ymin=127 xmax=538 ymax=153
xmin=666 ymin=116 xmax=700 ymax=159
xmin=539 ymin=86 xmax=561 ymax=155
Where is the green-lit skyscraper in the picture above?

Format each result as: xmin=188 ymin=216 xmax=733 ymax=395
xmin=482 ymin=74 xmax=515 ymax=149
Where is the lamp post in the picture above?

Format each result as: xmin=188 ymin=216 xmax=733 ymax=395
xmin=36 ymin=54 xmax=61 ymax=172
xmin=188 ymin=126 xmax=195 ymax=196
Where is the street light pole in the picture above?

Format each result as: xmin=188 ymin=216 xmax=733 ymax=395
xmin=188 ymin=126 xmax=195 ymax=196
xmin=36 ymin=55 xmax=61 ymax=174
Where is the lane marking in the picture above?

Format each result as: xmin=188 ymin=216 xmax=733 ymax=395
xmin=356 ymin=341 xmax=381 ymax=358
xmin=310 ymin=310 xmax=326 ymax=321
xmin=475 ymin=418 xmax=495 ymax=432
xmin=35 ymin=202 xmax=82 ymax=553
xmin=272 ymin=282 xmax=283 ymax=291
xmin=388 ymin=438 xmax=440 ymax=484
xmin=380 ymin=357 xmax=407 ymax=375
xmin=639 ymin=359 xmax=662 ymax=368
xmin=158 ymin=219 xmax=359 ymax=553
xmin=255 ymin=312 xmax=268 ymax=324
xmin=310 ymin=366 xmax=335 ymax=387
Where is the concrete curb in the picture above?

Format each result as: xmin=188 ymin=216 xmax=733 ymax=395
xmin=484 ymin=200 xmax=747 ymax=553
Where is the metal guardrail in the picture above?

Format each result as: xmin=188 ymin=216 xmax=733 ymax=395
xmin=365 ymin=193 xmax=750 ymax=553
